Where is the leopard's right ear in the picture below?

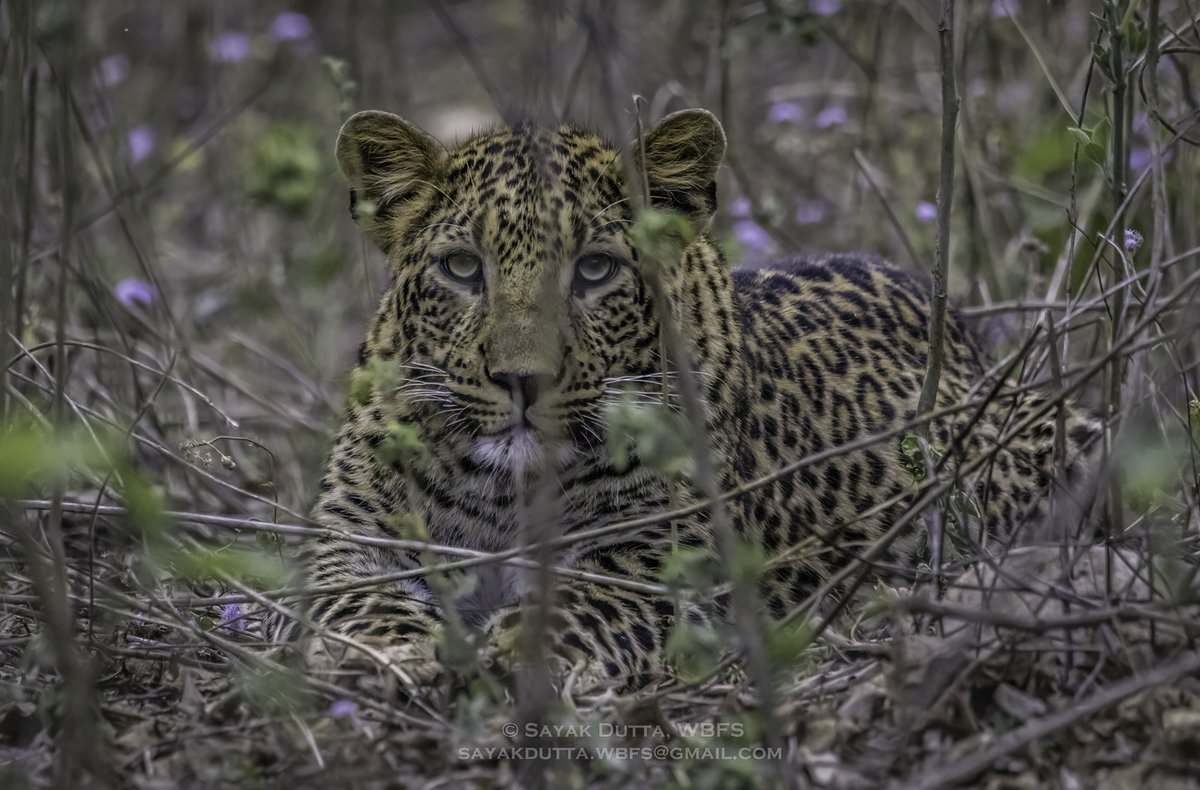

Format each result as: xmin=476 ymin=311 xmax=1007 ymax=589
xmin=638 ymin=109 xmax=726 ymax=223
xmin=335 ymin=111 xmax=446 ymax=250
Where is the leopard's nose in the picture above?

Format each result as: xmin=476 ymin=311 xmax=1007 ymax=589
xmin=489 ymin=372 xmax=553 ymax=413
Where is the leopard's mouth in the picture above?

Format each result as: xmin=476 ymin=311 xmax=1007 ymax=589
xmin=470 ymin=425 xmax=578 ymax=473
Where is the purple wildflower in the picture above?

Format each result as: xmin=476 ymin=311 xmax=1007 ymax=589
xmin=990 ymin=0 xmax=1019 ymax=18
xmin=810 ymin=0 xmax=841 ymax=15
xmin=734 ymin=220 xmax=775 ymax=254
xmin=329 ymin=699 xmax=359 ymax=719
xmin=127 ymin=125 xmax=155 ymax=164
xmin=1123 ymin=229 xmax=1143 ymax=252
xmin=795 ymin=201 xmax=827 ymax=225
xmin=269 ymin=12 xmax=313 ymax=42
xmin=99 ymin=55 xmax=129 ymax=86
xmin=211 ymin=32 xmax=251 ymax=63
xmin=916 ymin=201 xmax=938 ymax=223
xmin=767 ymin=102 xmax=804 ymax=124
xmin=220 ymin=602 xmax=245 ymax=631
xmin=730 ymin=196 xmax=752 ymax=219
xmin=1129 ymin=147 xmax=1172 ymax=173
xmin=815 ymin=106 xmax=847 ymax=129
xmin=114 ymin=277 xmax=156 ymax=307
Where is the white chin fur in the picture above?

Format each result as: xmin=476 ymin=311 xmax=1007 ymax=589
xmin=471 ymin=430 xmax=576 ymax=473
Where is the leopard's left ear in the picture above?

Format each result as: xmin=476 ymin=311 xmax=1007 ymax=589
xmin=637 ymin=109 xmax=726 ymax=221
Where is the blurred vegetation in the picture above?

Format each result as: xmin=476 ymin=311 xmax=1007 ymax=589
xmin=2 ymin=0 xmax=1199 ymax=786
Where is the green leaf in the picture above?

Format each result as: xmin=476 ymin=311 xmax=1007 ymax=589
xmin=1092 ymin=43 xmax=1113 ymax=81
xmin=659 ymin=546 xmax=720 ymax=589
xmin=0 ymin=426 xmax=111 ymax=499
xmin=665 ymin=618 xmax=722 ymax=682
xmin=1083 ymin=142 xmax=1106 ymax=166
xmin=1066 ymin=127 xmax=1090 ymax=147
xmin=1014 ymin=124 xmax=1077 ymax=181
xmin=765 ymin=620 xmax=814 ymax=671
xmin=245 ymin=125 xmax=322 ymax=216
xmin=387 ymin=510 xmax=429 ymax=542
xmin=731 ymin=542 xmax=767 ymax=587
xmin=179 ymin=545 xmax=288 ymax=587
xmin=1126 ymin=24 xmax=1148 ymax=56
xmin=603 ymin=392 xmax=695 ymax=478
xmin=628 ymin=208 xmax=695 ymax=275
xmin=375 ymin=421 xmax=425 ymax=467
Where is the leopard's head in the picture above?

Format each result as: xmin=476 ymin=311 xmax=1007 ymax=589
xmin=336 ymin=109 xmax=725 ymax=473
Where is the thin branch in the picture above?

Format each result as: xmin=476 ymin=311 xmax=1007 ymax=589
xmin=916 ymin=0 xmax=958 ymax=428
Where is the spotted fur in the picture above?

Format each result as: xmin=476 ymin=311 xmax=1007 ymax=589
xmin=293 ymin=109 xmax=1100 ymax=687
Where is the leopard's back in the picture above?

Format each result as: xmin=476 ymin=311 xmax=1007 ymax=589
xmin=718 ymin=254 xmax=1098 ymax=613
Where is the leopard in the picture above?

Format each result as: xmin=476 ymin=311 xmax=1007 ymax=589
xmin=288 ymin=107 xmax=1101 ymax=690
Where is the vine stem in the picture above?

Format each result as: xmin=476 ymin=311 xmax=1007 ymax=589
xmin=916 ymin=0 xmax=958 ymax=430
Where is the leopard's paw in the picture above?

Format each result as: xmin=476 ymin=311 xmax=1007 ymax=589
xmin=306 ymin=633 xmax=444 ymax=693
xmin=484 ymin=622 xmax=619 ymax=694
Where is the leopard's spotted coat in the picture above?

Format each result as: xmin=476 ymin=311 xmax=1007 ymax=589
xmin=293 ymin=109 xmax=1099 ymax=687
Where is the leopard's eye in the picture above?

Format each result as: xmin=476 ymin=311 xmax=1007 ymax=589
xmin=439 ymin=252 xmax=484 ymax=286
xmin=573 ymin=254 xmax=620 ymax=293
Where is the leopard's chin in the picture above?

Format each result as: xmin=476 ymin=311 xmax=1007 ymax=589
xmin=470 ymin=426 xmax=578 ymax=474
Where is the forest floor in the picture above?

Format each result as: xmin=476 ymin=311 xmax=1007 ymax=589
xmin=4 ymin=527 xmax=1200 ymax=788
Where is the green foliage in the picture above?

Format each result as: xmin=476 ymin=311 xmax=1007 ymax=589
xmin=604 ymin=392 xmax=694 ymax=478
xmin=122 ymin=474 xmax=169 ymax=540
xmin=659 ymin=546 xmax=721 ymax=590
xmin=665 ymin=615 xmax=723 ymax=682
xmin=1149 ymin=552 xmax=1194 ymax=601
xmin=349 ymin=356 xmax=402 ymax=406
xmin=375 ymin=420 xmax=426 ymax=467
xmin=763 ymin=619 xmax=814 ymax=673
xmin=120 ymin=468 xmax=286 ymax=589
xmin=387 ymin=509 xmax=430 ymax=542
xmin=1067 ymin=117 xmax=1111 ymax=169
xmin=305 ymin=243 xmax=347 ymax=287
xmin=899 ymin=432 xmax=944 ymax=482
xmin=322 ymin=56 xmax=359 ymax=116
xmin=858 ymin=579 xmax=904 ymax=623
xmin=0 ymin=425 xmax=109 ymax=499
xmin=628 ymin=208 xmax=695 ymax=279
xmin=900 ymin=433 xmax=978 ymax=571
xmin=1123 ymin=439 xmax=1184 ymax=515
xmin=176 ymin=543 xmax=288 ymax=588
xmin=245 ymin=125 xmax=321 ymax=215
xmin=1014 ymin=123 xmax=1078 ymax=183
xmin=729 ymin=541 xmax=767 ymax=589
xmin=1091 ymin=14 xmax=1148 ymax=82
xmin=233 ymin=664 xmax=312 ymax=718
xmin=763 ymin=4 xmax=826 ymax=44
